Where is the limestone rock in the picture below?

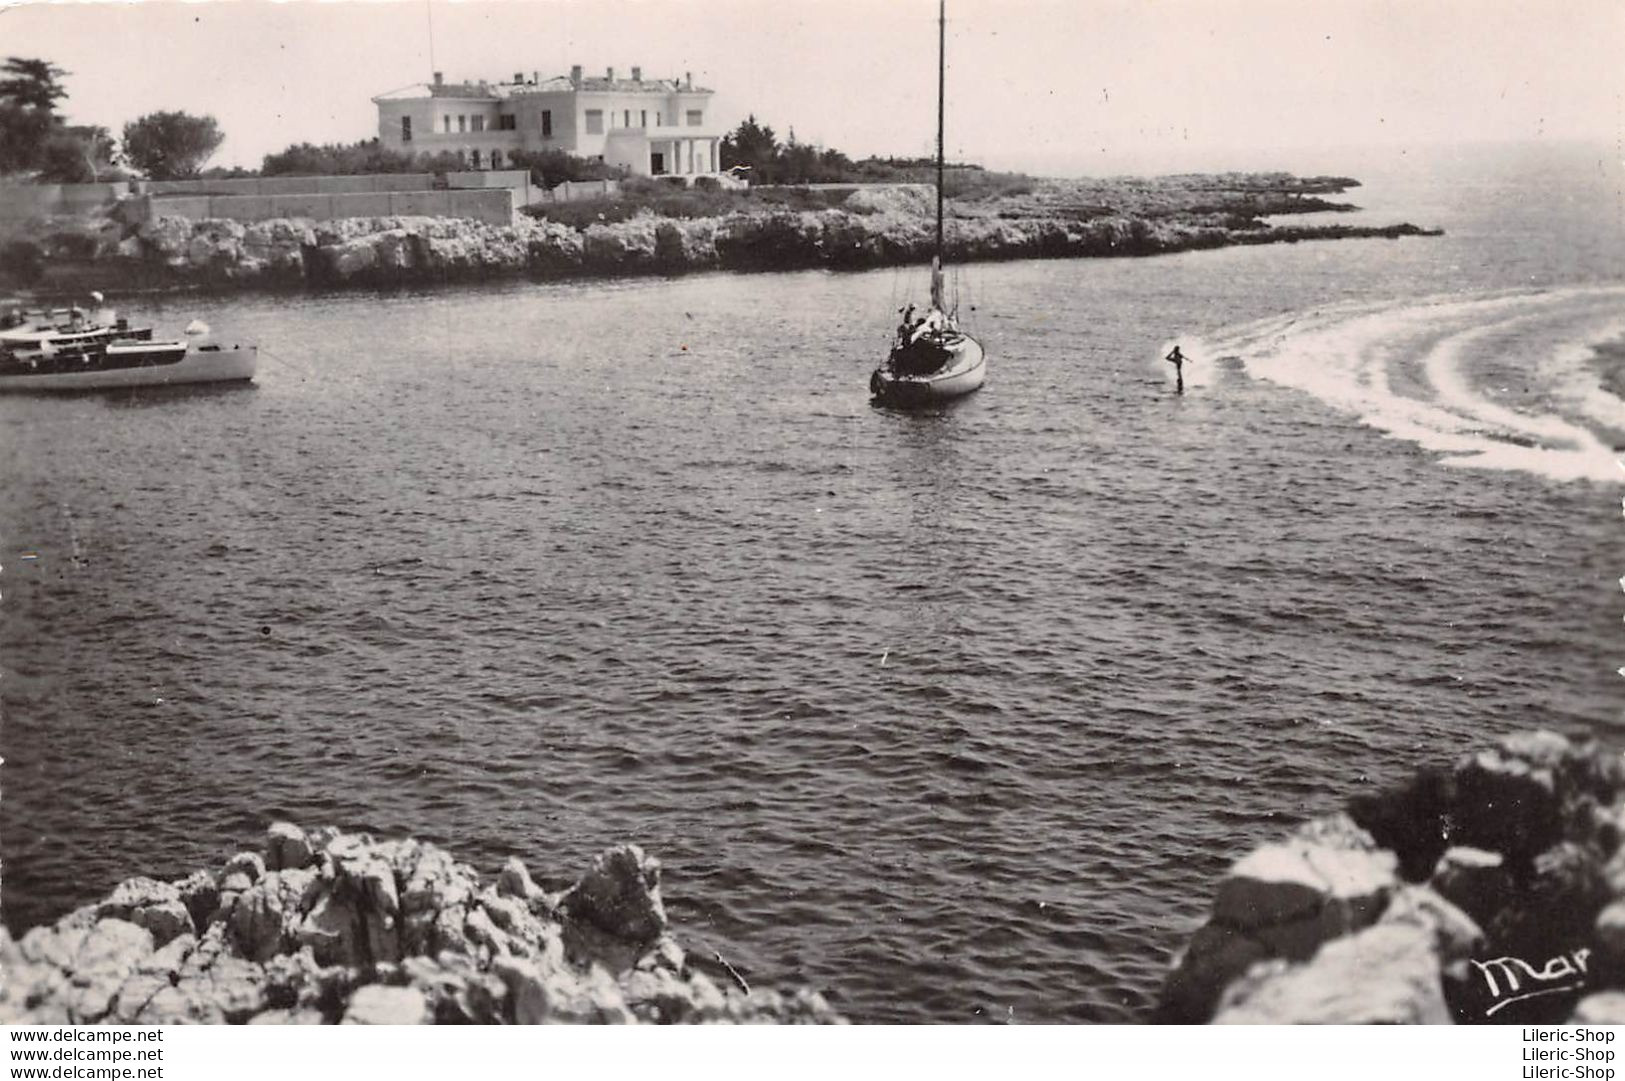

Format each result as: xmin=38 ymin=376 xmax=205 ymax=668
xmin=99 ymin=877 xmax=182 ymax=919
xmin=463 ymin=905 xmax=510 ymax=959
xmin=498 ymin=956 xmax=633 ymax=1025
xmin=63 ymin=919 xmax=155 ymax=1023
xmin=777 ymin=988 xmax=845 ymax=1024
xmin=265 ymin=823 xmax=314 ymax=872
xmin=1377 ymin=885 xmax=1483 ymax=963
xmin=192 ymin=956 xmax=267 ymax=1023
xmin=342 ymin=985 xmax=431 ymax=1025
xmin=496 ymin=857 xmax=543 ymax=904
xmin=296 ymin=889 xmax=363 ymax=968
xmin=1489 ymin=842 xmax=1610 ymax=957
xmin=137 ymin=984 xmax=226 ymax=1025
xmin=1213 ymin=924 xmax=1451 ymax=1024
xmin=401 ymin=955 xmax=506 ymax=1024
xmin=563 ymin=845 xmax=668 ymax=948
xmin=1157 ymin=922 xmax=1271 ymax=1024
xmin=224 ymin=851 xmax=266 ymax=884
xmin=110 ymin=971 xmax=174 ymax=1024
xmin=18 ymin=923 xmax=91 ymax=971
xmin=0 ymin=825 xmax=843 ymax=1026
xmin=249 ymin=1008 xmax=325 ymax=1024
xmin=1451 ymin=747 xmax=1562 ymax=871
xmin=584 ymin=220 xmax=658 ymax=269
xmin=231 ymin=868 xmax=321 ymax=962
xmin=173 ymin=870 xmax=220 ymax=931
xmin=1429 ymin=847 xmax=1514 ymax=928
xmin=625 ymin=967 xmax=699 ymax=1023
xmin=1593 ymin=900 xmax=1625 ymax=967
xmin=140 ymin=931 xmax=197 ymax=978
xmin=1347 ymin=767 xmax=1456 ymax=882
xmin=1291 ymin=813 xmax=1379 ymax=852
xmin=130 ymin=900 xmax=192 ymax=947
xmin=261 ymin=948 xmax=323 ymax=1010
xmin=1206 ymin=840 xmax=1397 ymax=968
xmin=401 ymin=845 xmax=473 ymax=916
xmin=429 ymin=905 xmax=473 ymax=958
xmin=1571 ymin=992 xmax=1625 ymax=1025
xmin=220 ymin=851 xmax=266 ymax=894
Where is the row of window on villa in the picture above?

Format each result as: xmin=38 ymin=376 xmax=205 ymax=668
xmin=434 ymin=113 xmax=522 ymax=135
xmin=402 ymin=112 xmax=538 ymax=143
xmin=402 ymin=108 xmax=704 ymax=142
xmin=584 ymin=109 xmax=704 ymax=134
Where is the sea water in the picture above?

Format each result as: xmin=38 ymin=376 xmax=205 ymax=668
xmin=1 ymin=141 xmax=1621 ymax=1022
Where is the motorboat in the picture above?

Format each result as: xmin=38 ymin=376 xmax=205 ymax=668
xmin=0 ymin=298 xmax=256 ymax=392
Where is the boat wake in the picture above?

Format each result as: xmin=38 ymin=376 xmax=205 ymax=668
xmin=1191 ymin=284 xmax=1625 ymax=483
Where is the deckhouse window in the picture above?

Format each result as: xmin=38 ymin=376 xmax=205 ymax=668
xmin=585 ymin=109 xmax=603 ymax=134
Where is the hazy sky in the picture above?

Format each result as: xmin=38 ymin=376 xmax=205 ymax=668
xmin=2 ymin=0 xmax=1620 ymax=175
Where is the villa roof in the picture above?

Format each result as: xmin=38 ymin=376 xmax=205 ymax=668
xmin=373 ymin=73 xmax=711 ymax=103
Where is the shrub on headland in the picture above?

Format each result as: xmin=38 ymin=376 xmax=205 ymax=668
xmin=504 ymin=147 xmax=624 ymax=189
xmin=716 ymin=113 xmax=1036 ymax=195
xmin=259 ymin=139 xmax=469 ymax=178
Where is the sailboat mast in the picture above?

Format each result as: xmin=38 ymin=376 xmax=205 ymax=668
xmin=935 ymin=0 xmax=945 ymax=258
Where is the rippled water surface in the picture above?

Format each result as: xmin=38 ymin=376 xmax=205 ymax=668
xmin=4 ymin=143 xmax=1623 ymax=1022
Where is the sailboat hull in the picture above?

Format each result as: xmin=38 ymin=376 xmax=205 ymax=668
xmin=870 ymin=333 xmax=986 ymax=407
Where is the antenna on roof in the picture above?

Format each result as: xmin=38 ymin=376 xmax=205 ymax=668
xmin=425 ymin=0 xmax=437 ymax=79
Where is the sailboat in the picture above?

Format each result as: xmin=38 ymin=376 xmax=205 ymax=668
xmin=869 ymin=0 xmax=987 ymax=407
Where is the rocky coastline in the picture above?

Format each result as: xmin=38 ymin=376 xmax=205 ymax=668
xmin=0 ymin=177 xmax=1440 ymax=295
xmin=7 ymin=729 xmax=1618 ymax=1026
xmin=1159 ymin=729 xmax=1625 ymax=1024
xmin=0 ymin=825 xmax=842 ymax=1025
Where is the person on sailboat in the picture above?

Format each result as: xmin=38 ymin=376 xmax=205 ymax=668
xmin=1165 ymin=345 xmax=1189 ymax=393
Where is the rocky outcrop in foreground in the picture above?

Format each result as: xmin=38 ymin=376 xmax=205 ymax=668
xmin=0 ymin=825 xmax=842 ymax=1025
xmin=1159 ymin=730 xmax=1625 ymax=1024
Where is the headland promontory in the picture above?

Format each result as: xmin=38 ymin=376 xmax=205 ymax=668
xmin=1 ymin=173 xmax=1440 ymax=295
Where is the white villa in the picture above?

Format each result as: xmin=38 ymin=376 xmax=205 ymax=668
xmin=373 ymin=66 xmax=723 ymax=180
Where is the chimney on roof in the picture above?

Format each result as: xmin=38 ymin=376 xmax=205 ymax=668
xmin=684 ymin=71 xmax=693 ymax=89
xmin=632 ymin=66 xmax=642 ymax=82
xmin=606 ymin=67 xmax=615 ymax=81
xmin=570 ymin=64 xmax=582 ymax=87
xmin=433 ymin=71 xmax=444 ymax=86
xmin=532 ymin=71 xmax=540 ymax=84
xmin=513 ymin=72 xmax=523 ymax=84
